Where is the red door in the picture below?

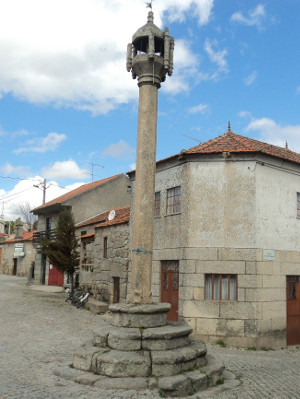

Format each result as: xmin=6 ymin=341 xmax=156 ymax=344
xmin=286 ymin=276 xmax=300 ymax=345
xmin=48 ymin=263 xmax=64 ymax=286
xmin=161 ymin=261 xmax=179 ymax=322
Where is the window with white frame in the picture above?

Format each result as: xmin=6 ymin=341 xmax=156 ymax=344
xmin=297 ymin=192 xmax=300 ymax=218
xmin=205 ymin=274 xmax=237 ymax=300
xmin=166 ymin=186 xmax=181 ymax=214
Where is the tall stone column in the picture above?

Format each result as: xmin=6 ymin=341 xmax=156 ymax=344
xmin=126 ymin=11 xmax=174 ymax=304
xmin=130 ymin=83 xmax=158 ymax=303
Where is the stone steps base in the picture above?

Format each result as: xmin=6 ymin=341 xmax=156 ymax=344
xmin=54 ymin=354 xmax=231 ymax=397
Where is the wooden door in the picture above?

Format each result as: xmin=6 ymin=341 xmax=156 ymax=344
xmin=48 ymin=263 xmax=64 ymax=286
xmin=286 ymin=276 xmax=300 ymax=345
xmin=161 ymin=261 xmax=179 ymax=322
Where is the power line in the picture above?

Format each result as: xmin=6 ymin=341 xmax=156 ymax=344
xmin=0 ymin=187 xmax=36 ymax=203
xmin=0 ymin=175 xmax=42 ymax=182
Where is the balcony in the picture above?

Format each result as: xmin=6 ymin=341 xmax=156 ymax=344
xmin=33 ymin=229 xmax=57 ymax=248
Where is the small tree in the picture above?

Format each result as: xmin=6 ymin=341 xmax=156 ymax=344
xmin=16 ymin=202 xmax=38 ymax=231
xmin=41 ymin=208 xmax=79 ymax=290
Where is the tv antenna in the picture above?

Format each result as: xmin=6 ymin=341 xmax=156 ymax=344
xmin=180 ymin=133 xmax=201 ymax=144
xmin=85 ymin=162 xmax=104 ymax=181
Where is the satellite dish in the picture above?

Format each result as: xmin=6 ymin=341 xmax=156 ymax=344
xmin=108 ymin=210 xmax=115 ymax=221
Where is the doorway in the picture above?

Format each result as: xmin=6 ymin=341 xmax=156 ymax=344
xmin=286 ymin=275 xmax=300 ymax=345
xmin=13 ymin=258 xmax=17 ymax=276
xmin=113 ymin=277 xmax=120 ymax=303
xmin=48 ymin=263 xmax=64 ymax=286
xmin=161 ymin=260 xmax=179 ymax=321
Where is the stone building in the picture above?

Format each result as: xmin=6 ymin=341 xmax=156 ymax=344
xmin=128 ymin=127 xmax=300 ymax=348
xmin=76 ymin=206 xmax=130 ymax=304
xmin=0 ymin=224 xmax=36 ymax=278
xmin=32 ymin=174 xmax=131 ymax=286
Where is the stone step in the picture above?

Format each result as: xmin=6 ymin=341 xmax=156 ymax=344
xmin=85 ymin=298 xmax=109 ymax=314
xmin=142 ymin=324 xmax=193 ymax=350
xmin=94 ymin=349 xmax=151 ymax=378
xmin=93 ymin=323 xmax=193 ymax=351
xmin=152 ymin=342 xmax=207 ymax=377
xmin=109 ymin=302 xmax=171 ymax=328
xmin=108 ymin=327 xmax=141 ymax=350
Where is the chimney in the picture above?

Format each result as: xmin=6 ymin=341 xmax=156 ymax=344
xmin=0 ymin=219 xmax=5 ymax=235
xmin=15 ymin=222 xmax=24 ymax=239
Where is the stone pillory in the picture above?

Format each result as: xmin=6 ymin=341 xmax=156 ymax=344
xmin=126 ymin=11 xmax=174 ymax=87
xmin=126 ymin=12 xmax=174 ymax=304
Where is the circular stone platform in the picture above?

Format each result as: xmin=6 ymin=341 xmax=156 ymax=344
xmin=66 ymin=303 xmax=226 ymax=397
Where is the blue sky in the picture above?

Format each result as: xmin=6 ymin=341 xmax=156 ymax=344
xmin=0 ymin=0 xmax=300 ymax=220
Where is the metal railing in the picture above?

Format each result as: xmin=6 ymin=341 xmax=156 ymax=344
xmin=33 ymin=229 xmax=57 ymax=247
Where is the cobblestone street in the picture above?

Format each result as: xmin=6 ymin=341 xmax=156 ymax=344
xmin=0 ymin=274 xmax=299 ymax=399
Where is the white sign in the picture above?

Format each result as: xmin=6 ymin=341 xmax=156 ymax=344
xmin=263 ymin=249 xmax=275 ymax=261
xmin=14 ymin=243 xmax=25 ymax=257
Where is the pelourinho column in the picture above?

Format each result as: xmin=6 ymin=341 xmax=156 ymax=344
xmin=126 ymin=11 xmax=174 ymax=304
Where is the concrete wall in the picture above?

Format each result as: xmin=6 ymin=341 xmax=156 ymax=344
xmin=255 ymin=158 xmax=300 ymax=251
xmin=186 ymin=159 xmax=256 ymax=248
xmin=63 ymin=175 xmax=131 ymax=224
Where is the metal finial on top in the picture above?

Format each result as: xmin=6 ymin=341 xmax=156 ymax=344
xmin=145 ymin=0 xmax=153 ymax=9
xmin=228 ymin=121 xmax=231 ymax=132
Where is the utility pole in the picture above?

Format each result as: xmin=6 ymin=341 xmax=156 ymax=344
xmin=34 ymin=178 xmax=48 ymax=204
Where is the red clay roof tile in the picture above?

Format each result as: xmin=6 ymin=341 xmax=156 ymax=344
xmin=185 ymin=130 xmax=300 ymax=164
xmin=4 ymin=230 xmax=36 ymax=243
xmin=95 ymin=206 xmax=130 ymax=228
xmin=76 ymin=212 xmax=107 ymax=228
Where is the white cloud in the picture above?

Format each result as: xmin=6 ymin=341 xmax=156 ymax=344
xmin=0 ymin=0 xmax=215 ymax=115
xmin=101 ymin=140 xmax=135 ymax=160
xmin=243 ymin=115 xmax=300 ymax=152
xmin=14 ymin=132 xmax=67 ymax=154
xmin=204 ymin=39 xmax=228 ymax=71
xmin=42 ymin=159 xmax=89 ymax=180
xmin=1 ymin=163 xmax=30 ymax=177
xmin=244 ymin=71 xmax=257 ymax=86
xmin=162 ymin=39 xmax=199 ymax=95
xmin=188 ymin=103 xmax=209 ymax=114
xmin=159 ymin=0 xmax=214 ymax=26
xmin=230 ymin=4 xmax=266 ymax=29
xmin=0 ymin=176 xmax=86 ymax=220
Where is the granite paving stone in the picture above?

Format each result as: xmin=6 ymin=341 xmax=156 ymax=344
xmin=0 ymin=275 xmax=299 ymax=399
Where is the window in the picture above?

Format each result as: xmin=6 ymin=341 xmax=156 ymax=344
xmin=154 ymin=192 xmax=161 ymax=217
xmin=297 ymin=193 xmax=300 ymax=218
xmin=103 ymin=236 xmax=108 ymax=258
xmin=205 ymin=274 xmax=237 ymax=300
xmin=46 ymin=217 xmax=52 ymax=231
xmin=166 ymin=186 xmax=181 ymax=214
xmin=287 ymin=276 xmax=299 ymax=300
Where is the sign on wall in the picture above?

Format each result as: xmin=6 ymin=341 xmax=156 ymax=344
xmin=263 ymin=249 xmax=275 ymax=261
xmin=14 ymin=243 xmax=25 ymax=257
